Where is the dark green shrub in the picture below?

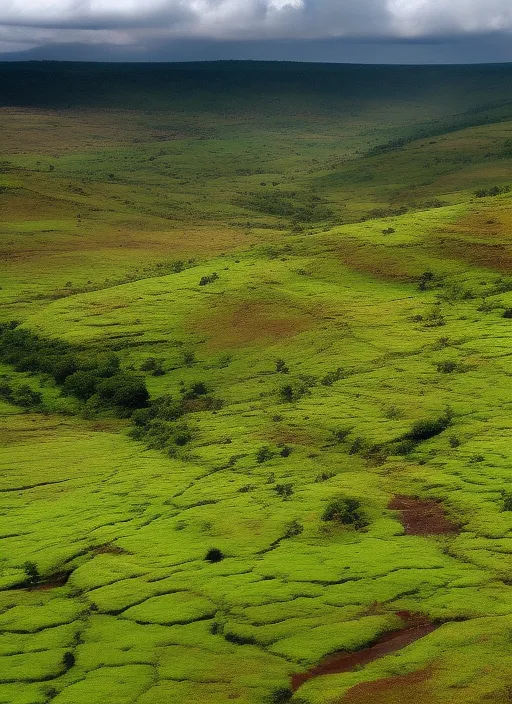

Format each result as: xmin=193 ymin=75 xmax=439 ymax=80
xmin=315 ymin=470 xmax=335 ymax=482
xmin=349 ymin=437 xmax=365 ymax=455
xmin=502 ymin=493 xmax=512 ymax=511
xmin=274 ymin=483 xmax=293 ymax=499
xmin=63 ymin=652 xmax=75 ymax=670
xmin=63 ymin=371 xmax=98 ymax=400
xmin=199 ymin=272 xmax=219 ymax=286
xmin=275 ymin=359 xmax=289 ymax=374
xmin=23 ymin=560 xmax=40 ymax=586
xmin=183 ymin=351 xmax=196 ymax=367
xmin=418 ymin=271 xmax=435 ymax=291
xmin=283 ymin=519 xmax=303 ymax=538
xmin=406 ymin=412 xmax=452 ymax=442
xmin=96 ymin=374 xmax=149 ymax=411
xmin=503 ymin=309 xmax=512 ymax=319
xmin=449 ymin=436 xmax=460 ymax=448
xmin=279 ymin=446 xmax=292 ymax=457
xmin=256 ymin=446 xmax=274 ymax=463
xmin=332 ymin=427 xmax=351 ymax=443
xmin=270 ymin=687 xmax=293 ymax=703
xmin=181 ymin=381 xmax=208 ymax=399
xmin=140 ymin=357 xmax=165 ymax=376
xmin=321 ymin=367 xmax=345 ymax=386
xmin=322 ymin=498 xmax=366 ymax=528
xmin=437 ymin=360 xmax=461 ymax=373
xmin=51 ymin=355 xmax=79 ymax=384
xmin=10 ymin=385 xmax=42 ymax=409
xmin=205 ymin=548 xmax=224 ymax=563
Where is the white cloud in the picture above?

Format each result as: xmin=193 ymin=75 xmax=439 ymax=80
xmin=0 ymin=0 xmax=511 ymax=53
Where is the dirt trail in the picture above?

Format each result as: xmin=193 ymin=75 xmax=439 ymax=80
xmin=388 ymin=495 xmax=460 ymax=535
xmin=291 ymin=612 xmax=438 ymax=692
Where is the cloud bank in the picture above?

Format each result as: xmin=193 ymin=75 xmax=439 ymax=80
xmin=1 ymin=0 xmax=512 ymax=60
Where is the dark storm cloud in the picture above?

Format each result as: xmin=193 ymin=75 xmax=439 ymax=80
xmin=0 ymin=1 xmax=512 ymax=61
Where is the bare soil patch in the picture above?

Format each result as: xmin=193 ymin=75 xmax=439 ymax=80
xmin=389 ymin=495 xmax=460 ymax=535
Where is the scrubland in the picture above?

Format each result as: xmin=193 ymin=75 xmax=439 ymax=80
xmin=0 ymin=62 xmax=511 ymax=704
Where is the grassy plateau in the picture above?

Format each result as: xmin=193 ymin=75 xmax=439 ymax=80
xmin=0 ymin=61 xmax=511 ymax=704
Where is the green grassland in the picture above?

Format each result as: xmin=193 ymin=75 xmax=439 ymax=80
xmin=0 ymin=62 xmax=511 ymax=704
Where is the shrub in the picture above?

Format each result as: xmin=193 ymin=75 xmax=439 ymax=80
xmin=181 ymin=381 xmax=208 ymax=399
xmin=23 ymin=560 xmax=40 ymax=586
xmin=10 ymin=385 xmax=42 ymax=409
xmin=50 ymin=355 xmax=79 ymax=384
xmin=63 ymin=371 xmax=98 ymax=400
xmin=449 ymin=436 xmax=460 ymax=448
xmin=502 ymin=493 xmax=512 ymax=511
xmin=279 ymin=446 xmax=292 ymax=457
xmin=418 ymin=271 xmax=435 ymax=291
xmin=322 ymin=498 xmax=367 ymax=528
xmin=321 ymin=368 xmax=345 ymax=386
xmin=332 ymin=427 xmax=351 ymax=443
xmin=349 ymin=437 xmax=365 ymax=455
xmin=275 ymin=358 xmax=289 ymax=374
xmin=436 ymin=360 xmax=459 ymax=373
xmin=503 ymin=309 xmax=512 ymax=319
xmin=63 ymin=652 xmax=75 ymax=670
xmin=183 ymin=351 xmax=196 ymax=367
xmin=474 ymin=184 xmax=510 ymax=198
xmin=205 ymin=548 xmax=224 ymax=563
xmin=140 ymin=357 xmax=165 ymax=376
xmin=270 ymin=687 xmax=293 ymax=703
xmin=315 ymin=470 xmax=335 ymax=482
xmin=274 ymin=483 xmax=293 ymax=499
xmin=256 ymin=446 xmax=274 ymax=463
xmin=283 ymin=520 xmax=303 ymax=538
xmin=405 ymin=412 xmax=452 ymax=442
xmin=199 ymin=272 xmax=219 ymax=286
xmin=278 ymin=380 xmax=309 ymax=403
xmin=96 ymin=374 xmax=149 ymax=411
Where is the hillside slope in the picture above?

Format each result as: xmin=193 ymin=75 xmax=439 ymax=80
xmin=0 ymin=62 xmax=511 ymax=704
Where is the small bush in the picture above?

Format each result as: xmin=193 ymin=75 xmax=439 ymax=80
xmin=474 ymin=184 xmax=511 ymax=198
xmin=503 ymin=309 xmax=512 ymax=319
xmin=405 ymin=411 xmax=452 ymax=442
xmin=418 ymin=271 xmax=435 ymax=291
xmin=502 ymin=493 xmax=512 ymax=511
xmin=256 ymin=446 xmax=274 ymax=463
xmin=199 ymin=272 xmax=219 ymax=286
xmin=321 ymin=367 xmax=345 ymax=386
xmin=23 ymin=560 xmax=40 ymax=587
xmin=274 ymin=483 xmax=293 ymax=499
xmin=275 ymin=358 xmax=289 ymax=374
xmin=322 ymin=498 xmax=367 ymax=529
xmin=283 ymin=520 xmax=303 ymax=538
xmin=349 ymin=437 xmax=365 ymax=455
xmin=279 ymin=446 xmax=292 ymax=457
xmin=183 ymin=351 xmax=196 ymax=367
xmin=181 ymin=381 xmax=208 ymax=399
xmin=315 ymin=470 xmax=335 ymax=482
xmin=449 ymin=436 xmax=460 ymax=448
xmin=205 ymin=548 xmax=224 ymax=563
xmin=332 ymin=427 xmax=352 ymax=443
xmin=97 ymin=374 xmax=149 ymax=412
xmin=140 ymin=357 xmax=165 ymax=376
xmin=10 ymin=385 xmax=42 ymax=409
xmin=436 ymin=360 xmax=459 ymax=373
xmin=270 ymin=687 xmax=293 ymax=703
xmin=63 ymin=652 xmax=75 ymax=670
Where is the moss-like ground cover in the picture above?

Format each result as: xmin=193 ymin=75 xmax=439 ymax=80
xmin=0 ymin=62 xmax=511 ymax=704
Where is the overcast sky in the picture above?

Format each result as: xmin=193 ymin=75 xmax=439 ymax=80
xmin=1 ymin=0 xmax=512 ymax=62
